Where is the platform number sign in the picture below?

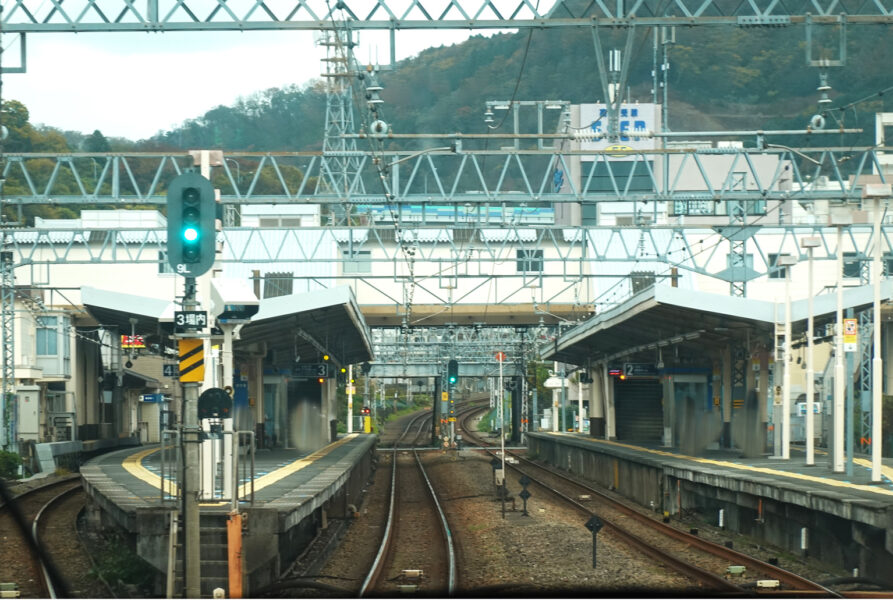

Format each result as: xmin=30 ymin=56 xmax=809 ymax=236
xmin=293 ymin=363 xmax=330 ymax=378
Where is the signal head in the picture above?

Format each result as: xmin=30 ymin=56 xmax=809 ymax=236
xmin=166 ymin=173 xmax=215 ymax=276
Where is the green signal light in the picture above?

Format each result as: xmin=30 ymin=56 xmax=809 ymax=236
xmin=183 ymin=227 xmax=199 ymax=242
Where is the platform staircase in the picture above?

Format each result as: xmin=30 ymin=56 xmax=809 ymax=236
xmin=170 ymin=513 xmax=231 ymax=598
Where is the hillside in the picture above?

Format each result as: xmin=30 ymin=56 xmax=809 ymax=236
xmin=150 ymin=23 xmax=893 ymax=151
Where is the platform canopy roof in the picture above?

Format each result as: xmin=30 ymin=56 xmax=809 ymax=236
xmin=81 ymin=286 xmax=176 ymax=340
xmin=81 ymin=284 xmax=373 ymax=367
xmin=542 ymin=282 xmax=893 ymax=367
xmin=237 ymin=285 xmax=373 ymax=368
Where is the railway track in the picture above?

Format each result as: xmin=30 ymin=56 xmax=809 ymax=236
xmin=455 ymin=406 xmax=852 ymax=597
xmin=0 ymin=476 xmax=81 ymax=598
xmin=360 ymin=410 xmax=457 ymax=596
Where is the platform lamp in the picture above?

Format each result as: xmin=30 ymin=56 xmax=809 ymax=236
xmin=801 ymin=237 xmax=821 ymax=466
xmin=778 ymin=253 xmax=798 ymax=460
xmin=863 ymin=183 xmax=891 ymax=482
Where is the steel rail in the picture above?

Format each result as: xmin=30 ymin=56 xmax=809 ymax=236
xmin=0 ymin=476 xmax=80 ymax=599
xmin=31 ymin=484 xmax=84 ymax=600
xmin=455 ymin=408 xmax=839 ymax=595
xmin=358 ymin=409 xmax=432 ymax=596
xmin=510 ymin=451 xmax=843 ymax=596
xmin=411 ymin=447 xmax=457 ymax=595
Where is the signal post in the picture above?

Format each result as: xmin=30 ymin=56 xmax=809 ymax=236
xmin=167 ymin=171 xmax=216 ymax=598
xmin=447 ymin=359 xmax=458 ymax=446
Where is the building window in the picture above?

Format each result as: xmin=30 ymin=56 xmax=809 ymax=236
xmin=263 ymin=272 xmax=293 ymax=298
xmin=158 ymin=250 xmax=173 ymax=274
xmin=343 ymin=250 xmax=372 ymax=274
xmin=767 ymin=253 xmax=787 ymax=279
xmin=843 ymin=252 xmax=862 ymax=279
xmin=259 ymin=217 xmax=302 ymax=228
xmin=36 ymin=316 xmax=58 ymax=355
xmin=516 ymin=249 xmax=543 ymax=273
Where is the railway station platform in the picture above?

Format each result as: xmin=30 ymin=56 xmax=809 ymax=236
xmin=527 ymin=432 xmax=893 ymax=583
xmin=80 ymin=433 xmax=376 ymax=595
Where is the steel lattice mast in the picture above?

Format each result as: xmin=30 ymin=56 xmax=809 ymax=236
xmin=318 ymin=26 xmax=367 ymax=225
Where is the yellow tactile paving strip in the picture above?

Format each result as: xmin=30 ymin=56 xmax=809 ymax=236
xmin=121 ymin=434 xmax=360 ymax=498
xmin=547 ymin=433 xmax=893 ymax=497
xmin=122 ymin=446 xmax=180 ymax=497
xmin=240 ymin=434 xmax=358 ymax=496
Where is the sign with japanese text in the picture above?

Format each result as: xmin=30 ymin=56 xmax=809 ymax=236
xmin=293 ymin=363 xmax=330 ymax=378
xmin=174 ymin=310 xmax=208 ymax=333
xmin=843 ymin=318 xmax=858 ymax=352
xmin=121 ymin=334 xmax=145 ymax=348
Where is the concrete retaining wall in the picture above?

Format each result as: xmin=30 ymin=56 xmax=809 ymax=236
xmin=82 ymin=435 xmax=377 ymax=596
xmin=527 ymin=433 xmax=893 ymax=582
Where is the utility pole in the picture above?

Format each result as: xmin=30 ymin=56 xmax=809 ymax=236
xmin=830 ymin=208 xmax=852 ymax=473
xmin=802 ymin=237 xmax=821 ymax=466
xmin=347 ymin=364 xmax=354 ymax=434
xmin=865 ymin=185 xmax=890 ymax=482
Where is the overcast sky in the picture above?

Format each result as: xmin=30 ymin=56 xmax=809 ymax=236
xmin=2 ymin=29 xmax=482 ymax=141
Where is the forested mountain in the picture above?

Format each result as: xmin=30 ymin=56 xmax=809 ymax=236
xmin=150 ymin=23 xmax=893 ymax=151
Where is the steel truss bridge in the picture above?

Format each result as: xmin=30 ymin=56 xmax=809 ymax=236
xmin=1 ymin=0 xmax=891 ymax=35
xmin=0 ymin=146 xmax=889 ymax=206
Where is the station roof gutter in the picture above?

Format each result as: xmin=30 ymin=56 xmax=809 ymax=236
xmin=542 ymin=282 xmax=893 ymax=366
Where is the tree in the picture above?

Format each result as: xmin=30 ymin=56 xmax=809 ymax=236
xmin=83 ymin=129 xmax=111 ymax=153
xmin=0 ymin=450 xmax=22 ymax=479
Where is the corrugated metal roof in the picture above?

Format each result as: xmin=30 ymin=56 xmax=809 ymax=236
xmin=562 ymin=229 xmax=584 ymax=243
xmin=479 ymin=229 xmax=537 ymax=242
xmin=116 ymin=230 xmax=169 ymax=244
xmin=330 ymin=228 xmax=370 ymax=244
xmin=397 ymin=229 xmax=453 ymax=243
xmin=12 ymin=231 xmax=87 ymax=244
